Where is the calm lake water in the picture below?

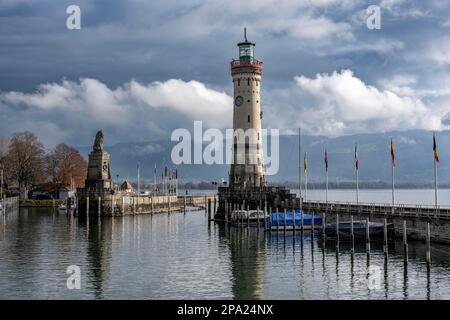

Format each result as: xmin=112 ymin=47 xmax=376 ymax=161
xmin=1 ymin=189 xmax=450 ymax=299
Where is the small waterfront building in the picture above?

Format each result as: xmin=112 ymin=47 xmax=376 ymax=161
xmin=120 ymin=180 xmax=133 ymax=193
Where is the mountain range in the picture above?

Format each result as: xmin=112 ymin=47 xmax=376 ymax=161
xmin=78 ymin=130 xmax=450 ymax=187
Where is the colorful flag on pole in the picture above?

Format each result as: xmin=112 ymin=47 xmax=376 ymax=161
xmin=390 ymin=139 xmax=396 ymax=167
xmin=324 ymin=148 xmax=328 ymax=172
xmin=303 ymin=153 xmax=307 ymax=175
xmin=433 ymin=133 xmax=440 ymax=163
xmin=355 ymin=144 xmax=359 ymax=171
xmin=175 ymin=168 xmax=178 ymax=179
xmin=164 ymin=166 xmax=168 ymax=177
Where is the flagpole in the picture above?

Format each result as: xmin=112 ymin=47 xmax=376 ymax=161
xmin=434 ymin=133 xmax=438 ymax=211
xmin=325 ymin=148 xmax=328 ymax=204
xmin=154 ymin=164 xmax=156 ymax=195
xmin=299 ymin=128 xmax=302 ymax=200
xmin=305 ymin=152 xmax=308 ymax=202
xmin=137 ymin=162 xmax=140 ymax=200
xmin=392 ymin=156 xmax=395 ymax=210
xmin=434 ymin=154 xmax=438 ymax=210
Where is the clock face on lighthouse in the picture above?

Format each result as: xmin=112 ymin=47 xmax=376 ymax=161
xmin=235 ymin=95 xmax=244 ymax=107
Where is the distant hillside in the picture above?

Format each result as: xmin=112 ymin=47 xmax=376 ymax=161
xmin=78 ymin=129 xmax=450 ymax=186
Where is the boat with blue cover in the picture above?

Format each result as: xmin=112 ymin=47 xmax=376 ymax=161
xmin=270 ymin=209 xmax=322 ymax=230
xmin=323 ymin=220 xmax=395 ymax=242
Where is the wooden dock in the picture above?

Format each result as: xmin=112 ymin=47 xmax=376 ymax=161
xmin=302 ymin=200 xmax=450 ymax=220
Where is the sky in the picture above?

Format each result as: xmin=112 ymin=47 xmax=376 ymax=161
xmin=1 ymin=0 xmax=450 ymax=147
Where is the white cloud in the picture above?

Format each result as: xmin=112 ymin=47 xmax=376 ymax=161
xmin=0 ymin=78 xmax=232 ymax=146
xmin=264 ymin=69 xmax=448 ymax=136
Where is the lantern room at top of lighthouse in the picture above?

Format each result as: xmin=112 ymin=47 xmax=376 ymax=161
xmin=231 ymin=28 xmax=262 ymax=70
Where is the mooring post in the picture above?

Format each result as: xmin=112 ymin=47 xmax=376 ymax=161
xmin=292 ymin=208 xmax=296 ymax=234
xmin=276 ymin=208 xmax=279 ymax=232
xmin=312 ymin=211 xmax=315 ymax=232
xmin=168 ymin=195 xmax=171 ymax=214
xmin=208 ymin=199 xmax=212 ymax=221
xmin=336 ymin=213 xmax=340 ymax=249
xmin=366 ymin=218 xmax=370 ymax=254
xmin=184 ymin=196 xmax=187 ymax=215
xmin=283 ymin=208 xmax=287 ymax=233
xmin=214 ymin=197 xmax=217 ymax=217
xmin=257 ymin=206 xmax=260 ymax=232
xmin=225 ymin=201 xmax=228 ymax=223
xmin=301 ymin=206 xmax=304 ymax=232
xmin=383 ymin=218 xmax=388 ymax=255
xmin=122 ymin=196 xmax=125 ymax=215
xmin=322 ymin=211 xmax=326 ymax=239
xmin=98 ymin=196 xmax=101 ymax=216
xmin=350 ymin=215 xmax=354 ymax=252
xmin=53 ymin=197 xmax=56 ymax=214
xmin=86 ymin=196 xmax=90 ymax=217
xmin=403 ymin=219 xmax=408 ymax=261
xmin=426 ymin=222 xmax=431 ymax=267
xmin=241 ymin=203 xmax=244 ymax=226
xmin=263 ymin=203 xmax=267 ymax=232
xmin=269 ymin=206 xmax=272 ymax=230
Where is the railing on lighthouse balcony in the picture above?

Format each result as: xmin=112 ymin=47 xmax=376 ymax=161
xmin=230 ymin=58 xmax=263 ymax=70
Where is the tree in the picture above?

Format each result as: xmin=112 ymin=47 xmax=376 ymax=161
xmin=4 ymin=132 xmax=45 ymax=198
xmin=46 ymin=144 xmax=87 ymax=194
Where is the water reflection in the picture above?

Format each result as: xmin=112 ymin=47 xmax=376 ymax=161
xmin=1 ymin=208 xmax=450 ymax=299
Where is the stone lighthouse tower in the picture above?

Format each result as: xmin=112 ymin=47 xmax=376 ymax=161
xmin=229 ymin=29 xmax=265 ymax=188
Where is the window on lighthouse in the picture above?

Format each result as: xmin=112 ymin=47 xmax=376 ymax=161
xmin=247 ymin=78 xmax=250 ymax=86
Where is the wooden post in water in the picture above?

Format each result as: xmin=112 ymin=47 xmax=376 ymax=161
xmin=283 ymin=208 xmax=287 ymax=233
xmin=312 ymin=211 xmax=315 ymax=232
xmin=53 ymin=197 xmax=56 ymax=214
xmin=276 ymin=208 xmax=280 ymax=232
xmin=208 ymin=199 xmax=212 ymax=221
xmin=150 ymin=196 xmax=153 ymax=214
xmin=246 ymin=205 xmax=249 ymax=228
xmin=336 ymin=213 xmax=340 ymax=249
xmin=366 ymin=217 xmax=370 ymax=254
xmin=86 ymin=196 xmax=90 ymax=217
xmin=241 ymin=203 xmax=244 ymax=226
xmin=292 ymin=207 xmax=296 ymax=234
xmin=301 ymin=206 xmax=304 ymax=232
xmin=184 ymin=196 xmax=187 ymax=214
xmin=98 ymin=196 xmax=101 ymax=216
xmin=122 ymin=196 xmax=125 ymax=215
xmin=426 ymin=222 xmax=431 ymax=267
xmin=168 ymin=195 xmax=171 ymax=213
xmin=225 ymin=201 xmax=228 ymax=223
xmin=268 ymin=206 xmax=272 ymax=231
xmin=383 ymin=218 xmax=388 ymax=255
xmin=214 ymin=197 xmax=217 ymax=217
xmin=257 ymin=206 xmax=260 ymax=233
xmin=350 ymin=215 xmax=354 ymax=252
xmin=322 ymin=211 xmax=326 ymax=239
xmin=403 ymin=219 xmax=408 ymax=261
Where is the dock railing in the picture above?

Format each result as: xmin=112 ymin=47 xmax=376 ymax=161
xmin=302 ymin=200 xmax=450 ymax=220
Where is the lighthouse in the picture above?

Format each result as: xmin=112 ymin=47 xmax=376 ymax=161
xmin=229 ymin=29 xmax=265 ymax=188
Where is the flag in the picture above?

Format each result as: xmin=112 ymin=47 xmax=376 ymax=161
xmin=175 ymin=168 xmax=178 ymax=179
xmin=303 ymin=152 xmax=307 ymax=175
xmin=390 ymin=139 xmax=396 ymax=167
xmin=154 ymin=164 xmax=156 ymax=175
xmin=355 ymin=144 xmax=359 ymax=171
xmin=433 ymin=133 xmax=440 ymax=163
xmin=324 ymin=148 xmax=328 ymax=172
xmin=164 ymin=166 xmax=168 ymax=177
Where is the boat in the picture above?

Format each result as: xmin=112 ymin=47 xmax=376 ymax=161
xmin=324 ymin=220 xmax=395 ymax=242
xmin=270 ymin=209 xmax=322 ymax=230
xmin=231 ymin=209 xmax=269 ymax=224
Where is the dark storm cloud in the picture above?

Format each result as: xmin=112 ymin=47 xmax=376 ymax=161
xmin=2 ymin=0 xmax=450 ymax=146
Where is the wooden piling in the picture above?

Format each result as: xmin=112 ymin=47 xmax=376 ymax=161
xmin=383 ymin=218 xmax=388 ymax=255
xmin=276 ymin=208 xmax=279 ymax=232
xmin=312 ymin=212 xmax=315 ymax=232
xmin=247 ymin=205 xmax=250 ymax=228
xmin=86 ymin=196 xmax=89 ymax=217
xmin=208 ymin=199 xmax=212 ymax=221
xmin=257 ymin=206 xmax=260 ymax=232
xmin=184 ymin=196 xmax=187 ymax=214
xmin=301 ymin=207 xmax=304 ymax=232
xmin=366 ymin=218 xmax=371 ymax=254
xmin=225 ymin=201 xmax=228 ymax=223
xmin=336 ymin=213 xmax=340 ymax=248
xmin=98 ymin=196 xmax=101 ymax=216
xmin=214 ymin=197 xmax=217 ymax=216
xmin=283 ymin=208 xmax=287 ymax=233
xmin=292 ymin=208 xmax=296 ymax=234
xmin=403 ymin=219 xmax=408 ymax=260
xmin=350 ymin=215 xmax=354 ymax=252
xmin=426 ymin=222 xmax=431 ymax=267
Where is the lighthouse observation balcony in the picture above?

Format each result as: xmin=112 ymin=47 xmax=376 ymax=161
xmin=230 ymin=58 xmax=263 ymax=70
